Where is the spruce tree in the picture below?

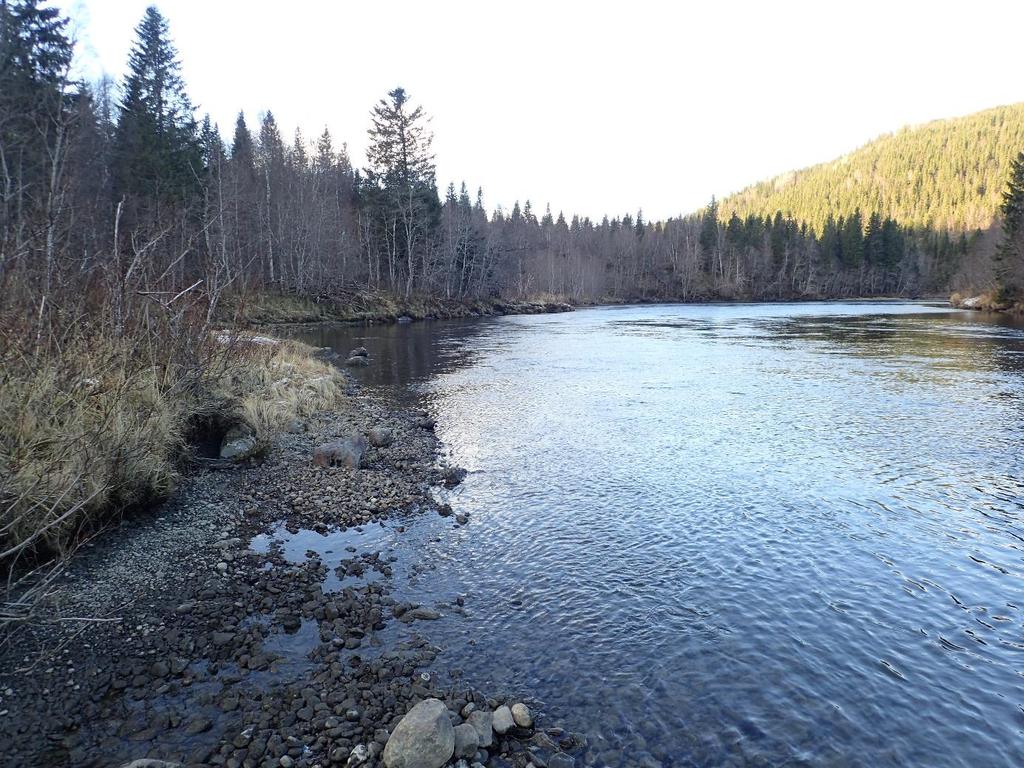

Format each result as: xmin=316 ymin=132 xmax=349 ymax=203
xmin=363 ymin=87 xmax=439 ymax=295
xmin=995 ymin=150 xmax=1024 ymax=299
xmin=230 ymin=111 xmax=254 ymax=168
xmin=112 ymin=5 xmax=200 ymax=207
xmin=699 ymin=197 xmax=719 ymax=255
xmin=0 ymin=0 xmax=73 ymax=252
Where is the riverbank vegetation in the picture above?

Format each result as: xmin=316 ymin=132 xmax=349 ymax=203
xmin=0 ymin=310 xmax=343 ymax=567
xmin=6 ymin=3 xmax=1019 ymax=314
xmin=3 ymin=0 xmax=1024 ymax=566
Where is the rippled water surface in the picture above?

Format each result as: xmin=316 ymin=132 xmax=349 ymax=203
xmin=299 ymin=302 xmax=1024 ymax=767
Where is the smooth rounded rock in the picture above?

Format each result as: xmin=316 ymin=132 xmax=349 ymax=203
xmin=368 ymin=427 xmax=393 ymax=448
xmin=312 ymin=436 xmax=367 ymax=469
xmin=511 ymin=703 xmax=532 ymax=728
xmin=382 ymin=698 xmax=454 ymax=768
xmin=492 ymin=705 xmax=514 ymax=735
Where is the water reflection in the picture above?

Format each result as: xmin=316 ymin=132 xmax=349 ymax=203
xmin=293 ymin=318 xmax=494 ymax=392
xmin=296 ymin=302 xmax=1024 ymax=767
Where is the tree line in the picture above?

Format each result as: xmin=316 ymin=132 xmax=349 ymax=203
xmin=0 ymin=1 xmax=1018 ymax=325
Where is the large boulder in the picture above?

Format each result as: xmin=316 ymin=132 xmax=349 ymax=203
xmin=345 ymin=355 xmax=370 ymax=367
xmin=348 ymin=346 xmax=369 ymax=358
xmin=382 ymin=698 xmax=454 ymax=768
xmin=312 ymin=436 xmax=367 ymax=469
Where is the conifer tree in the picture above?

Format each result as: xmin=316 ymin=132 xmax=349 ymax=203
xmin=0 ymin=0 xmax=73 ymax=260
xmin=995 ymin=150 xmax=1024 ymax=299
xmin=112 ymin=5 xmax=200 ymax=206
xmin=230 ymin=111 xmax=254 ymax=168
xmin=363 ymin=87 xmax=439 ymax=296
xmin=699 ymin=197 xmax=719 ymax=256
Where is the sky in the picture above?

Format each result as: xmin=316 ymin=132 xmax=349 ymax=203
xmin=55 ymin=0 xmax=1024 ymax=222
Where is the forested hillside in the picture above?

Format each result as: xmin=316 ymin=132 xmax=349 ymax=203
xmin=721 ymin=104 xmax=1024 ymax=234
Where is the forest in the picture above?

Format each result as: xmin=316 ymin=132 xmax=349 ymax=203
xmin=3 ymin=2 xmax=1020 ymax=320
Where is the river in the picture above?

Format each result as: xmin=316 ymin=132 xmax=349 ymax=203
xmin=294 ymin=301 xmax=1024 ymax=767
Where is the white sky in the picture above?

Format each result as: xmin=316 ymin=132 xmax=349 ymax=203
xmin=57 ymin=0 xmax=1024 ymax=222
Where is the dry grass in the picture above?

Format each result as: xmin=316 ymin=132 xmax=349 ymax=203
xmin=210 ymin=335 xmax=344 ymax=452
xmin=0 ymin=328 xmax=343 ymax=568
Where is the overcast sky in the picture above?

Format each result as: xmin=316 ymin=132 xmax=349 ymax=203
xmin=56 ymin=0 xmax=1024 ymax=222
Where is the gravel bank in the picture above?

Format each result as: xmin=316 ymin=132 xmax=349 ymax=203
xmin=0 ymin=374 xmax=585 ymax=768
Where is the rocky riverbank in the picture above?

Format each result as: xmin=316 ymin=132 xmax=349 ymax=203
xmin=224 ymin=292 xmax=574 ymax=327
xmin=0 ymin=360 xmax=585 ymax=767
xmin=950 ymin=290 xmax=1024 ymax=314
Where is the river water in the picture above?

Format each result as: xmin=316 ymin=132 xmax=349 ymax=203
xmin=295 ymin=302 xmax=1024 ymax=767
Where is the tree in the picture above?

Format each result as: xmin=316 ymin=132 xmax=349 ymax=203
xmin=995 ymin=150 xmax=1024 ymax=299
xmin=112 ymin=5 xmax=200 ymax=208
xmin=699 ymin=196 xmax=719 ymax=272
xmin=0 ymin=0 xmax=74 ymax=277
xmin=363 ymin=87 xmax=439 ymax=296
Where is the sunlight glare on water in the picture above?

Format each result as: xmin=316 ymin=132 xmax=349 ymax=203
xmin=299 ymin=302 xmax=1024 ymax=767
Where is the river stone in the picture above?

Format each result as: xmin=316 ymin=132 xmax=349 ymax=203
xmin=345 ymin=355 xmax=370 ymax=367
xmin=548 ymin=754 xmax=574 ymax=768
xmin=220 ymin=424 xmax=257 ymax=460
xmin=348 ymin=346 xmax=369 ymax=358
xmin=312 ymin=436 xmax=367 ymax=469
xmin=466 ymin=710 xmax=493 ymax=748
xmin=409 ymin=607 xmax=441 ymax=621
xmin=382 ymin=698 xmax=454 ymax=768
xmin=453 ymin=723 xmax=479 ymax=758
xmin=119 ymin=761 xmax=183 ymax=768
xmin=347 ymin=744 xmax=370 ymax=765
xmin=368 ymin=427 xmax=393 ymax=448
xmin=492 ymin=705 xmax=514 ymax=735
xmin=511 ymin=703 xmax=532 ymax=728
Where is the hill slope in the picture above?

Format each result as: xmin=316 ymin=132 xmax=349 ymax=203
xmin=720 ymin=103 xmax=1024 ymax=234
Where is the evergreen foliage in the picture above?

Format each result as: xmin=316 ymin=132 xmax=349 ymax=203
xmin=112 ymin=5 xmax=200 ymax=206
xmin=996 ymin=151 xmax=1024 ymax=298
xmin=721 ymin=104 xmax=1024 ymax=234
xmin=0 ymin=0 xmax=73 ymax=264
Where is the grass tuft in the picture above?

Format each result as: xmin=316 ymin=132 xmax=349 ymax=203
xmin=0 ymin=329 xmax=343 ymax=565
